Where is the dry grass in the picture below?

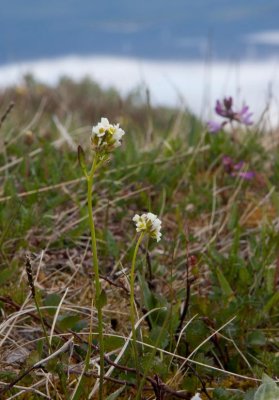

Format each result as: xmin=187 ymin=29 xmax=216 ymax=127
xmin=0 ymin=77 xmax=279 ymax=399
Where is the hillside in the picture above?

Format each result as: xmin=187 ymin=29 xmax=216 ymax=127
xmin=0 ymin=77 xmax=279 ymax=399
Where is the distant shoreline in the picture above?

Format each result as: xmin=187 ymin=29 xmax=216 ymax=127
xmin=0 ymin=55 xmax=278 ymax=127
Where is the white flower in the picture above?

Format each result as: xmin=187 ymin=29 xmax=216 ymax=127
xmin=191 ymin=394 xmax=202 ymax=400
xmin=112 ymin=123 xmax=125 ymax=148
xmin=91 ymin=117 xmax=125 ymax=152
xmin=133 ymin=212 xmax=162 ymax=242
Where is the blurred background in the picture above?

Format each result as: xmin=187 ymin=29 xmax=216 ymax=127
xmin=0 ymin=0 xmax=279 ymax=125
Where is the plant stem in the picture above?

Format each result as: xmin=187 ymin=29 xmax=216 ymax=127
xmin=34 ymin=295 xmax=52 ymax=353
xmin=136 ymin=307 xmax=170 ymax=400
xmin=130 ymin=232 xmax=145 ymax=390
xmin=87 ymin=157 xmax=105 ymax=400
xmin=25 ymin=255 xmax=51 ymax=354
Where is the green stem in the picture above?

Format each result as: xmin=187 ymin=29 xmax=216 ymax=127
xmin=34 ymin=295 xmax=52 ymax=353
xmin=135 ymin=307 xmax=170 ymax=400
xmin=130 ymin=232 xmax=145 ymax=389
xmin=87 ymin=157 xmax=105 ymax=400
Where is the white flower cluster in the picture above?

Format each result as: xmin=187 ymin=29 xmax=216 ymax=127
xmin=133 ymin=212 xmax=162 ymax=242
xmin=91 ymin=117 xmax=125 ymax=152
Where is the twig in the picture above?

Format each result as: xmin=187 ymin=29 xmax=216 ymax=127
xmin=69 ymin=367 xmax=150 ymax=391
xmin=0 ymin=295 xmax=82 ymax=362
xmin=0 ymin=101 xmax=14 ymax=130
xmin=0 ymin=338 xmax=74 ymax=396
xmin=185 ymin=363 xmax=212 ymax=400
xmin=176 ymin=229 xmax=193 ymax=336
xmin=99 ymin=348 xmax=192 ymax=399
xmin=150 ymin=374 xmax=166 ymax=400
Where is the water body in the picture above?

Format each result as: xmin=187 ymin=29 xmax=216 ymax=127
xmin=1 ymin=56 xmax=278 ymax=127
xmin=0 ymin=1 xmax=279 ymax=126
xmin=1 ymin=0 xmax=279 ymax=63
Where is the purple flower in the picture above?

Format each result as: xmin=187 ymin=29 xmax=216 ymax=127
xmin=233 ymin=161 xmax=244 ymax=171
xmin=215 ymin=97 xmax=234 ymax=119
xmin=234 ymin=171 xmax=255 ymax=180
xmin=214 ymin=97 xmax=253 ymax=126
xmin=237 ymin=105 xmax=253 ymax=126
xmin=222 ymin=155 xmax=233 ymax=169
xmin=222 ymin=155 xmax=254 ymax=180
xmin=215 ymin=100 xmax=225 ymax=116
xmin=222 ymin=155 xmax=243 ymax=171
xmin=207 ymin=120 xmax=223 ymax=133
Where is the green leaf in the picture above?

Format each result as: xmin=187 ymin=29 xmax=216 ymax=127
xmin=104 ymin=335 xmax=124 ymax=352
xmin=270 ymin=190 xmax=279 ymax=214
xmin=105 ymin=230 xmax=119 ymax=258
xmin=247 ymin=331 xmax=266 ymax=347
xmin=239 ymin=265 xmax=251 ymax=286
xmin=58 ymin=314 xmax=81 ymax=331
xmin=254 ymin=374 xmax=279 ymax=400
xmin=77 ymin=145 xmax=88 ymax=177
xmin=0 ymin=268 xmax=13 ymax=284
xmin=149 ymin=325 xmax=169 ymax=349
xmin=216 ymin=267 xmax=235 ymax=299
xmin=43 ymin=293 xmax=61 ymax=316
xmin=138 ymin=273 xmax=156 ymax=309
xmin=36 ymin=338 xmax=44 ymax=358
xmin=138 ymin=273 xmax=158 ymax=326
xmin=0 ymin=371 xmax=17 ymax=380
xmin=265 ymin=265 xmax=275 ymax=295
xmin=227 ymin=202 xmax=239 ymax=230
xmin=263 ymin=292 xmax=279 ymax=314
xmin=244 ymin=388 xmax=257 ymax=400
xmin=96 ymin=289 xmax=107 ymax=309
xmin=186 ymin=320 xmax=211 ymax=351
xmin=213 ymin=387 xmax=240 ymax=399
xmin=105 ymin=385 xmax=125 ymax=400
xmin=71 ymin=319 xmax=88 ymax=332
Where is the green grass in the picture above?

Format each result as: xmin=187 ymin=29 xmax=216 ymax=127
xmin=0 ymin=76 xmax=279 ymax=399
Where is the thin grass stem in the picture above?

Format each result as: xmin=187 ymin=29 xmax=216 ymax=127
xmin=130 ymin=232 xmax=145 ymax=388
xmin=86 ymin=157 xmax=105 ymax=400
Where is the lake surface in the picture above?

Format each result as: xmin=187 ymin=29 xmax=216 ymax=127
xmin=1 ymin=0 xmax=279 ymax=64
xmin=0 ymin=1 xmax=279 ymax=126
xmin=1 ymin=55 xmax=278 ymax=127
